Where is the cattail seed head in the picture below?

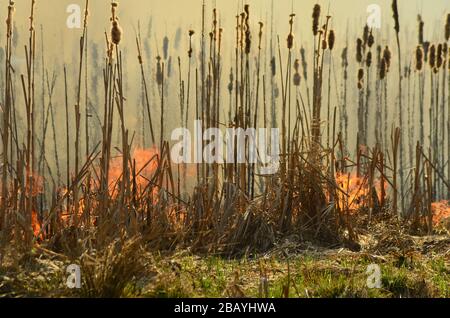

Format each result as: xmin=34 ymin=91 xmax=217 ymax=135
xmin=392 ymin=0 xmax=400 ymax=33
xmin=437 ymin=43 xmax=443 ymax=68
xmin=415 ymin=46 xmax=423 ymax=71
xmin=356 ymin=38 xmax=363 ymax=63
xmin=258 ymin=22 xmax=263 ymax=49
xmin=111 ymin=20 xmax=123 ymax=45
xmin=287 ymin=33 xmax=294 ymax=50
xmin=293 ymin=59 xmax=300 ymax=87
xmin=363 ymin=25 xmax=369 ymax=46
xmin=287 ymin=14 xmax=295 ymax=49
xmin=294 ymin=59 xmax=301 ymax=86
xmin=322 ymin=39 xmax=327 ymax=50
xmin=367 ymin=31 xmax=374 ymax=48
xmin=188 ymin=30 xmax=194 ymax=58
xmin=6 ymin=2 xmax=15 ymax=38
xmin=163 ymin=36 xmax=169 ymax=60
xmin=358 ymin=68 xmax=364 ymax=81
xmin=366 ymin=51 xmax=372 ymax=67
xmin=312 ymin=4 xmax=321 ymax=36
xmin=228 ymin=69 xmax=234 ymax=93
xmin=376 ymin=45 xmax=382 ymax=69
xmin=156 ymin=55 xmax=163 ymax=85
xmin=417 ymin=15 xmax=424 ymax=45
xmin=293 ymin=72 xmax=301 ymax=86
xmin=300 ymin=47 xmax=308 ymax=80
xmin=328 ymin=30 xmax=335 ymax=50
xmin=429 ymin=44 xmax=436 ymax=69
xmin=446 ymin=14 xmax=450 ymax=41
xmin=341 ymin=47 xmax=348 ymax=67
xmin=380 ymin=58 xmax=387 ymax=79
xmin=383 ymin=46 xmax=391 ymax=70
xmin=422 ymin=41 xmax=430 ymax=62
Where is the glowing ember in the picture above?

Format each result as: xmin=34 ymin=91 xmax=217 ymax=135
xmin=431 ymin=200 xmax=450 ymax=225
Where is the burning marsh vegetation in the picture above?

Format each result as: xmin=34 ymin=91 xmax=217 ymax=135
xmin=0 ymin=0 xmax=449 ymax=297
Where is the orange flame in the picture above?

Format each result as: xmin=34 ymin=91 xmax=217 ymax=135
xmin=108 ymin=147 xmax=160 ymax=190
xmin=335 ymin=172 xmax=386 ymax=212
xmin=431 ymin=200 xmax=450 ymax=225
xmin=31 ymin=210 xmax=42 ymax=239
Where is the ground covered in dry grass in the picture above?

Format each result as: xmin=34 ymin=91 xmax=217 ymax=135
xmin=0 ymin=232 xmax=448 ymax=298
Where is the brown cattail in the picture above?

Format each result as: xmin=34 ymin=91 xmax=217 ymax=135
xmin=358 ymin=68 xmax=364 ymax=81
xmin=418 ymin=15 xmax=424 ymax=45
xmin=111 ymin=21 xmax=123 ymax=45
xmin=188 ymin=30 xmax=194 ymax=58
xmin=287 ymin=33 xmax=294 ymax=50
xmin=271 ymin=56 xmax=276 ymax=77
xmin=341 ymin=47 xmax=348 ymax=79
xmin=363 ymin=25 xmax=369 ymax=46
xmin=366 ymin=51 xmax=372 ymax=67
xmin=244 ymin=5 xmax=251 ymax=54
xmin=356 ymin=38 xmax=363 ymax=63
xmin=163 ymin=36 xmax=169 ymax=60
xmin=322 ymin=39 xmax=327 ymax=50
xmin=6 ymin=1 xmax=15 ymax=38
xmin=367 ymin=30 xmax=374 ymax=48
xmin=287 ymin=14 xmax=295 ymax=50
xmin=422 ymin=41 xmax=430 ymax=62
xmin=429 ymin=44 xmax=436 ymax=69
xmin=300 ymin=47 xmax=308 ymax=80
xmin=376 ymin=45 xmax=382 ymax=69
xmin=380 ymin=58 xmax=387 ymax=79
xmin=293 ymin=60 xmax=301 ymax=86
xmin=358 ymin=68 xmax=364 ymax=89
xmin=293 ymin=73 xmax=301 ymax=86
xmin=312 ymin=4 xmax=321 ymax=36
xmin=228 ymin=68 xmax=234 ymax=93
xmin=383 ymin=46 xmax=391 ymax=70
xmin=156 ymin=55 xmax=163 ymax=85
xmin=392 ymin=0 xmax=400 ymax=33
xmin=258 ymin=22 xmax=264 ymax=50
xmin=341 ymin=47 xmax=348 ymax=67
xmin=415 ymin=45 xmax=423 ymax=71
xmin=445 ymin=13 xmax=450 ymax=41
xmin=443 ymin=43 xmax=448 ymax=65
xmin=328 ymin=30 xmax=335 ymax=50
xmin=110 ymin=2 xmax=122 ymax=45
xmin=437 ymin=43 xmax=443 ymax=68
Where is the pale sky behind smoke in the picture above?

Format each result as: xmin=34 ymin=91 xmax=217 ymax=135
xmin=3 ymin=0 xmax=449 ymax=61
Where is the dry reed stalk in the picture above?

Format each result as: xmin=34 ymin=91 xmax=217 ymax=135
xmin=136 ymin=32 xmax=155 ymax=144
xmin=19 ymin=0 xmax=37 ymax=246
xmin=1 ymin=1 xmax=15 ymax=232
xmin=391 ymin=127 xmax=400 ymax=217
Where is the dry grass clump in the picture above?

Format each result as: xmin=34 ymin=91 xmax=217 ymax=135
xmin=80 ymin=236 xmax=145 ymax=297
